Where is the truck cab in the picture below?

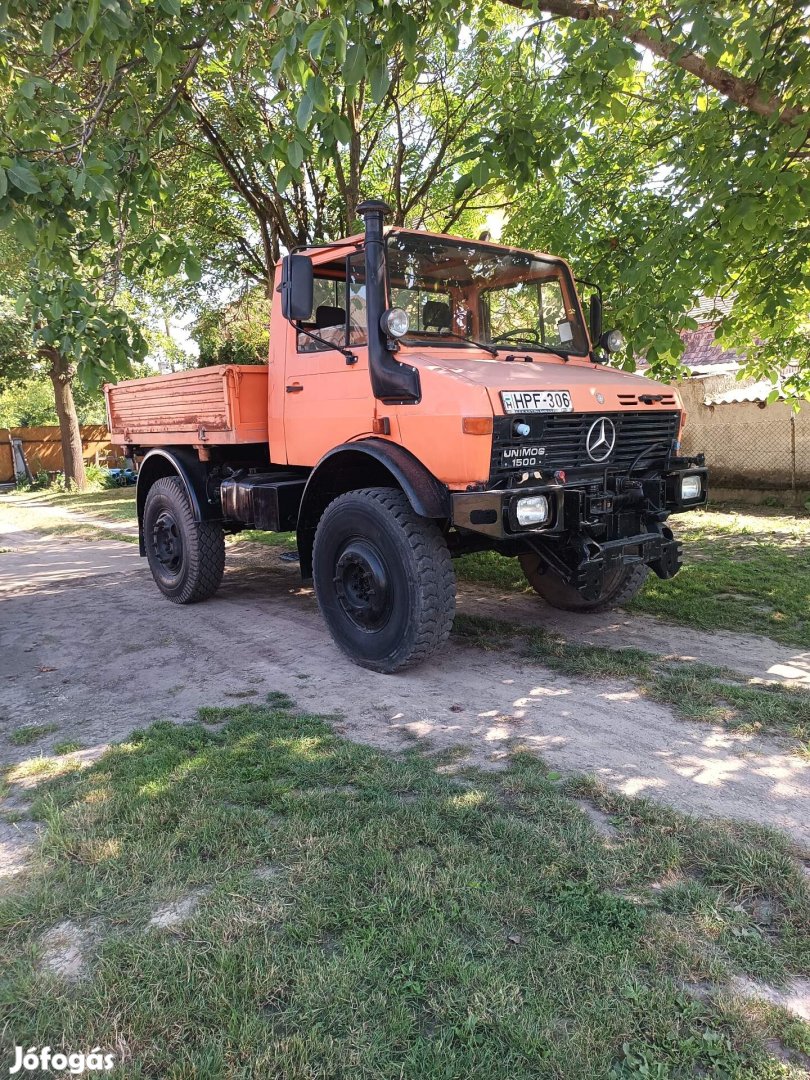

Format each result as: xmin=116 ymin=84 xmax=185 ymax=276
xmin=106 ymin=200 xmax=707 ymax=673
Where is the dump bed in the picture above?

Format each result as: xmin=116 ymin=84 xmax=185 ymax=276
xmin=105 ymin=365 xmax=269 ymax=447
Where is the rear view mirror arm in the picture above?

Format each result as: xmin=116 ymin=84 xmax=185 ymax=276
xmin=294 ymin=322 xmax=358 ymax=366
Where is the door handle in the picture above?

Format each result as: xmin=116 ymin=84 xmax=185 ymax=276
xmin=286 ymin=384 xmax=304 ymax=393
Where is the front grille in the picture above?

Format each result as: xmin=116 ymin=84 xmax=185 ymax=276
xmin=491 ymin=410 xmax=680 ymax=479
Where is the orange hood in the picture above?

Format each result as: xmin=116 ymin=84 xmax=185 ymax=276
xmin=402 ymin=349 xmax=681 ymax=415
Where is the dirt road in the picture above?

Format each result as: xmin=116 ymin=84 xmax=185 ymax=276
xmin=2 ymin=517 xmax=809 ymax=871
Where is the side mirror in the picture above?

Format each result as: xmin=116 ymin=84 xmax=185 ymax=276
xmin=589 ymin=293 xmax=602 ymax=346
xmin=280 ymin=254 xmax=313 ymax=322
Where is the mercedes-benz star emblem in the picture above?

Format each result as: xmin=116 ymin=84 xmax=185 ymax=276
xmin=585 ymin=417 xmax=616 ymax=462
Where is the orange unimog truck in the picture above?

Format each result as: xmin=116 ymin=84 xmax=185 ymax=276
xmin=106 ymin=200 xmax=707 ymax=672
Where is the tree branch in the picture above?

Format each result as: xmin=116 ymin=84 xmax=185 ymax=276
xmin=497 ymin=0 xmax=805 ymax=123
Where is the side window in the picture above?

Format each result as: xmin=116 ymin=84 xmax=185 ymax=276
xmin=297 ymin=260 xmax=347 ymax=353
xmin=538 ymin=280 xmax=570 ymax=345
xmin=347 ymin=252 xmax=367 ymax=346
xmin=391 ymin=287 xmax=452 ymax=333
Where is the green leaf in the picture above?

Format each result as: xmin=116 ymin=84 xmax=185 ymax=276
xmin=0 ymin=167 xmax=6 ymax=197
xmin=343 ymin=42 xmax=366 ymax=87
xmin=743 ymin=22 xmax=762 ymax=62
xmin=296 ymin=92 xmax=314 ymax=129
xmin=605 ymin=45 xmax=626 ymax=68
xmin=286 ymin=140 xmax=304 ymax=168
xmin=158 ymin=0 xmax=181 ymax=14
xmin=368 ymin=58 xmax=390 ymax=103
xmin=184 ymin=253 xmax=201 ymax=282
xmin=276 ymin=163 xmax=297 ymax=194
xmin=12 ymin=214 xmax=37 ymax=248
xmin=307 ymin=75 xmax=329 ymax=112
xmin=101 ymin=49 xmax=117 ymax=81
xmin=41 ymin=19 xmax=56 ymax=55
xmin=333 ymin=114 xmax=352 ymax=145
xmin=8 ymin=163 xmax=41 ymax=194
xmin=303 ymin=18 xmax=330 ymax=59
xmin=231 ymin=32 xmax=248 ymax=70
xmin=144 ymin=38 xmax=162 ymax=68
xmin=54 ymin=5 xmax=73 ymax=29
xmin=453 ymin=172 xmax=475 ymax=199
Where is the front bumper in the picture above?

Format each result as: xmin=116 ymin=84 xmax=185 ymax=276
xmin=450 ymin=464 xmax=708 ymax=599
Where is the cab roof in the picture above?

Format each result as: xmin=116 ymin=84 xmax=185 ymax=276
xmin=299 ymin=226 xmax=563 ymax=268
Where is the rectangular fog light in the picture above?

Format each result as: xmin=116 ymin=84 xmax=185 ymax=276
xmin=680 ymin=475 xmax=702 ymax=501
xmin=516 ymin=495 xmax=550 ymax=527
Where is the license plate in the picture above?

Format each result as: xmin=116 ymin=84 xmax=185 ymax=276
xmin=500 ymin=390 xmax=573 ymax=414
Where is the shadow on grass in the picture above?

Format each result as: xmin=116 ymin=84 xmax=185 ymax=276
xmin=456 ymin=514 xmax=810 ymax=650
xmin=1 ymin=700 xmax=808 ymax=1077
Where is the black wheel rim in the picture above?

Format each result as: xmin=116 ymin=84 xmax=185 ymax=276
xmin=333 ymin=540 xmax=391 ymax=632
xmin=152 ymin=510 xmax=183 ymax=574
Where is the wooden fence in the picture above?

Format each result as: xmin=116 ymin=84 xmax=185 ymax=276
xmin=0 ymin=425 xmax=116 ymax=483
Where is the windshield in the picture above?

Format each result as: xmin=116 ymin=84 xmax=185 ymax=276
xmin=385 ymin=231 xmax=589 ymax=356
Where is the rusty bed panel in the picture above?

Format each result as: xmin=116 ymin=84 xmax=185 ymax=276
xmin=105 ymin=365 xmax=269 ymax=446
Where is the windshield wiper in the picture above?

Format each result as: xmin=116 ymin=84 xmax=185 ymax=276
xmin=504 ymin=339 xmax=573 ymax=362
xmin=410 ymin=331 xmax=498 ymax=357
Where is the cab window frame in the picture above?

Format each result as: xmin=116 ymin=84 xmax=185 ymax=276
xmin=295 ymin=252 xmax=368 ymax=354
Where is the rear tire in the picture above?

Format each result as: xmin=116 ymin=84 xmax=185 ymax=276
xmin=519 ymin=553 xmax=648 ymax=612
xmin=143 ymin=476 xmax=225 ymax=604
xmin=312 ymin=487 xmax=456 ymax=672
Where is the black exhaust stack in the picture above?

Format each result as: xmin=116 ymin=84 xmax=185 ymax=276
xmin=357 ymin=199 xmax=420 ymax=404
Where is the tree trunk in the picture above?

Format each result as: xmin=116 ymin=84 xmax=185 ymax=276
xmin=44 ymin=347 xmax=88 ymax=491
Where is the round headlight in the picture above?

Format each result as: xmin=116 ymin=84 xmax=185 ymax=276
xmin=603 ymin=329 xmax=626 ymax=354
xmin=380 ymin=307 xmax=410 ymax=339
xmin=680 ymin=475 xmax=703 ymax=501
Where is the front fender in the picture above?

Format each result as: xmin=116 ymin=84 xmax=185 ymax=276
xmin=295 ymin=439 xmax=450 ymax=578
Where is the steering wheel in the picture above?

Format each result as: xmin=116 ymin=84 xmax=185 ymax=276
xmin=491 ymin=327 xmax=541 ymax=345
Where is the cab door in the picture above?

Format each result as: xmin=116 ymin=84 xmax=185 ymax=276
xmin=283 ymin=253 xmax=373 ymax=466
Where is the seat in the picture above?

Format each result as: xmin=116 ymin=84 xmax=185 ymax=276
xmin=422 ymin=300 xmax=452 ymax=332
xmin=315 ymin=305 xmax=346 ymax=329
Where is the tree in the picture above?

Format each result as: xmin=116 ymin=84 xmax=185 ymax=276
xmin=0 ymin=1 xmax=490 ymax=486
xmin=448 ymin=3 xmax=810 ymax=393
xmin=193 ymin=289 xmax=269 ymax=367
xmin=0 ymin=0 xmax=272 ymax=485
xmin=168 ymin=6 xmax=514 ymax=290
xmin=2 ymin=0 xmax=807 ymax=418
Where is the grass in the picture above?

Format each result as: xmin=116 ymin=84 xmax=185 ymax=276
xmin=4 ymin=484 xmax=137 ymax=522
xmin=457 ymin=506 xmax=810 ymax=650
xmin=52 ymin=740 xmax=84 ymax=756
xmin=1 ymin=699 xmax=808 ymax=1078
xmin=8 ymin=724 xmax=58 ymax=747
xmin=0 ymin=494 xmax=137 ymax=545
xmin=453 ymin=614 xmax=810 ymax=753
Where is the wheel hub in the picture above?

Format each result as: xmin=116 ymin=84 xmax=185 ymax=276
xmin=152 ymin=510 xmax=183 ymax=573
xmin=334 ymin=541 xmax=391 ymax=631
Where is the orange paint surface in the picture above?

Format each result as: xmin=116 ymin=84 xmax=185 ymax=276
xmin=106 ymin=228 xmax=684 ymax=490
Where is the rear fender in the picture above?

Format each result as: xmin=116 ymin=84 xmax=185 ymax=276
xmin=136 ymin=448 xmax=215 ymax=555
xmin=296 ymin=439 xmax=450 ymax=579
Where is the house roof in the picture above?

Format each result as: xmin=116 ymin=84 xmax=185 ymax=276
xmin=704 ymin=380 xmax=783 ymax=406
xmin=680 ymin=326 xmax=746 ymax=371
xmin=686 ymin=295 xmax=735 ymax=321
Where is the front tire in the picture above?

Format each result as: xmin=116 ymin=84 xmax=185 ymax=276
xmin=312 ymin=487 xmax=456 ymax=673
xmin=519 ymin=553 xmax=648 ymax=612
xmin=143 ymin=476 xmax=225 ymax=604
